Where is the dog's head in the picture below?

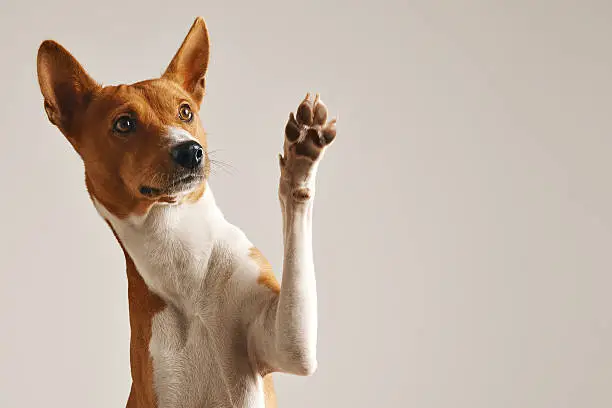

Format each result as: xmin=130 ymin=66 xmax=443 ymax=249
xmin=37 ymin=17 xmax=211 ymax=217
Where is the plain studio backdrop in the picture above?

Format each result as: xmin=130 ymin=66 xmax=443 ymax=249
xmin=1 ymin=1 xmax=611 ymax=407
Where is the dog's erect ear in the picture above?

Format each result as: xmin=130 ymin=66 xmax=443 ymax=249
xmin=37 ymin=40 xmax=100 ymax=138
xmin=163 ymin=17 xmax=210 ymax=105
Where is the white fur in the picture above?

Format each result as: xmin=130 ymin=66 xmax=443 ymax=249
xmin=93 ymin=155 xmax=320 ymax=408
xmin=167 ymin=125 xmax=199 ymax=145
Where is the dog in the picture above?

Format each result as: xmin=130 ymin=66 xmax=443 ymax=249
xmin=36 ymin=16 xmax=337 ymax=408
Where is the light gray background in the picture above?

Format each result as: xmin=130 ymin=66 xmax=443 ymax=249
xmin=1 ymin=1 xmax=611 ymax=407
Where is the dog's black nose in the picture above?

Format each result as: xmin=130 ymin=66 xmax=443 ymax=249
xmin=171 ymin=141 xmax=204 ymax=169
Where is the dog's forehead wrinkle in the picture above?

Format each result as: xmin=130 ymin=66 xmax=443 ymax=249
xmin=133 ymin=79 xmax=187 ymax=101
xmin=89 ymin=87 xmax=143 ymax=117
xmin=92 ymin=82 xmax=179 ymax=120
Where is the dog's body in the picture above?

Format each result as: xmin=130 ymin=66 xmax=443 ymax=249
xmin=36 ymin=17 xmax=336 ymax=408
xmin=98 ymin=185 xmax=281 ymax=408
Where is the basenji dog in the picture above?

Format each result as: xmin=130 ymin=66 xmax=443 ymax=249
xmin=36 ymin=16 xmax=337 ymax=408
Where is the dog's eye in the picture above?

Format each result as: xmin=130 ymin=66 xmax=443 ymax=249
xmin=179 ymin=104 xmax=193 ymax=122
xmin=113 ymin=115 xmax=136 ymax=134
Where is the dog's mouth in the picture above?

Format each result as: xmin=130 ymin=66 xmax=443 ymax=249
xmin=139 ymin=173 xmax=204 ymax=198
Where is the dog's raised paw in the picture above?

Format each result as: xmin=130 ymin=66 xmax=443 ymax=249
xmin=283 ymin=93 xmax=336 ymax=162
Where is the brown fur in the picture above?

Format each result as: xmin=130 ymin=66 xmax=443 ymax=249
xmin=249 ymin=247 xmax=281 ymax=294
xmin=79 ymin=79 xmax=210 ymax=218
xmin=248 ymin=247 xmax=281 ymax=405
xmin=107 ymin=223 xmax=165 ymax=408
xmin=37 ymin=19 xmax=211 ymax=219
xmin=263 ymin=376 xmax=278 ymax=408
xmin=164 ymin=17 xmax=209 ymax=104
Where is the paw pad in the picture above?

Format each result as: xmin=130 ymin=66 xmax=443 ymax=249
xmin=292 ymin=187 xmax=312 ymax=201
xmin=283 ymin=93 xmax=337 ymax=162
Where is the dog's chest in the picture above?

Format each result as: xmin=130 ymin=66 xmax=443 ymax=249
xmin=103 ymin=195 xmax=255 ymax=305
xmin=150 ymin=302 xmax=265 ymax=408
xmin=95 ymin=192 xmax=271 ymax=407
xmin=120 ymin=203 xmax=220 ymax=303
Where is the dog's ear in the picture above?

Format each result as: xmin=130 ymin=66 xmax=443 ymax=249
xmin=163 ymin=17 xmax=210 ymax=105
xmin=37 ymin=40 xmax=100 ymax=138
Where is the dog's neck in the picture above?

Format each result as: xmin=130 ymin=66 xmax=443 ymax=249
xmin=93 ymin=182 xmax=247 ymax=311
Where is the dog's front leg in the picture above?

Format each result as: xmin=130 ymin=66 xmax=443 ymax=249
xmin=249 ymin=94 xmax=336 ymax=376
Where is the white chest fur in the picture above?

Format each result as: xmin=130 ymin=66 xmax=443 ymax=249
xmin=94 ymin=185 xmax=274 ymax=408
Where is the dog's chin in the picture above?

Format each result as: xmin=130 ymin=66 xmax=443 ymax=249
xmin=139 ymin=174 xmax=205 ymax=201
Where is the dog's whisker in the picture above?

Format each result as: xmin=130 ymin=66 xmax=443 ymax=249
xmin=210 ymin=160 xmax=236 ymax=171
xmin=209 ymin=161 xmax=237 ymax=176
